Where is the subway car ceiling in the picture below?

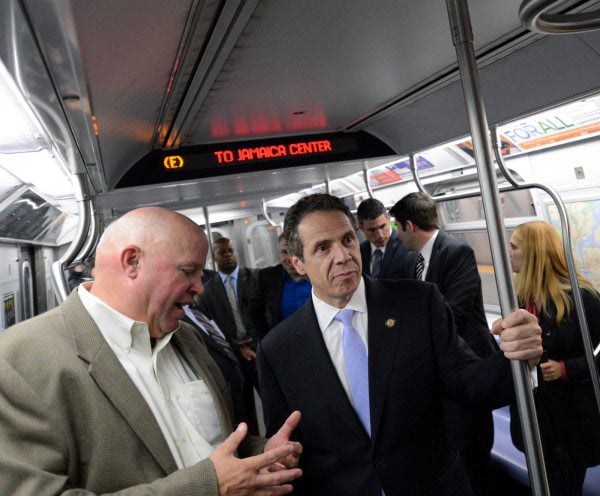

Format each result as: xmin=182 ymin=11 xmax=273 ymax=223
xmin=2 ymin=0 xmax=600 ymax=230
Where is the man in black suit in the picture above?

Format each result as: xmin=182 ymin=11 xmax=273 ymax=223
xmin=389 ymin=192 xmax=499 ymax=495
xmin=257 ymin=193 xmax=542 ymax=495
xmin=182 ymin=304 xmax=249 ymax=427
xmin=249 ymin=234 xmax=312 ymax=337
xmin=357 ymin=198 xmax=409 ymax=279
xmin=197 ymin=237 xmax=261 ymax=433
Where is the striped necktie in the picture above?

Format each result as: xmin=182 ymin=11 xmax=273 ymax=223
xmin=371 ymin=248 xmax=383 ymax=278
xmin=185 ymin=306 xmax=244 ymax=382
xmin=414 ymin=252 xmax=424 ymax=281
xmin=225 ymin=275 xmax=247 ymax=340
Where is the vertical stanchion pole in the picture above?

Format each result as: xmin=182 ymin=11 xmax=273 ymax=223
xmin=202 ymin=205 xmax=216 ymax=272
xmin=445 ymin=1 xmax=549 ymax=494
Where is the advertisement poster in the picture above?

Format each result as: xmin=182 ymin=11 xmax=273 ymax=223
xmin=3 ymin=293 xmax=15 ymax=328
xmin=369 ymin=156 xmax=434 ymax=188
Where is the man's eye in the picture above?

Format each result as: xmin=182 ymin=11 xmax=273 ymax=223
xmin=180 ymin=269 xmax=193 ymax=276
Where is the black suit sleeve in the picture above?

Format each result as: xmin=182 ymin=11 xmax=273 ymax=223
xmin=438 ymin=244 xmax=482 ymax=326
xmin=427 ymin=283 xmax=514 ymax=409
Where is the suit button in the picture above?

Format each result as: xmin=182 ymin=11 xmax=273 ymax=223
xmin=373 ymin=456 xmax=383 ymax=467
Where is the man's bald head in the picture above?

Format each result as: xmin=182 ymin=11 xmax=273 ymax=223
xmin=91 ymin=207 xmax=208 ymax=338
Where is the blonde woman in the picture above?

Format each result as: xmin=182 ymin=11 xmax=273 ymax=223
xmin=509 ymin=220 xmax=600 ymax=495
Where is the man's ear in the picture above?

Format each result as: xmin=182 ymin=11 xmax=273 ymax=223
xmin=121 ymin=246 xmax=141 ymax=278
xmin=291 ymin=254 xmax=306 ymax=276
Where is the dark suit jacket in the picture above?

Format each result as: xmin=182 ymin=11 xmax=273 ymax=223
xmin=197 ymin=267 xmax=260 ymax=347
xmin=404 ymin=229 xmax=497 ymax=358
xmin=360 ymin=229 xmax=409 ymax=280
xmin=181 ymin=311 xmax=248 ymax=426
xmin=248 ymin=264 xmax=286 ymax=337
xmin=258 ymin=277 xmax=515 ymax=496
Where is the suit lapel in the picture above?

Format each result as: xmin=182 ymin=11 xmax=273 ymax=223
xmin=364 ymin=277 xmax=403 ymax=441
xmin=293 ymin=302 xmax=367 ymax=440
xmin=61 ymin=292 xmax=178 ymax=474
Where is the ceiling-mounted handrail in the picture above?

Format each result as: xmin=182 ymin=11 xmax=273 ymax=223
xmin=519 ymin=0 xmax=600 ymax=33
xmin=492 ymin=126 xmax=600 ymax=413
xmin=51 ymin=173 xmax=91 ymax=302
xmin=261 ymin=198 xmax=282 ymax=228
xmin=75 ymin=198 xmax=98 ymax=263
xmin=362 ymin=161 xmax=375 ymax=199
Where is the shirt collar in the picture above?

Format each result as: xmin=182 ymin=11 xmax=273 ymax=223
xmin=78 ymin=283 xmax=176 ymax=354
xmin=219 ymin=265 xmax=239 ymax=284
xmin=312 ymin=277 xmax=367 ymax=333
xmin=419 ymin=229 xmax=439 ymax=265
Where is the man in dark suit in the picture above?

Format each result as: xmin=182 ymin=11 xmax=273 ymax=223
xmin=182 ymin=304 xmax=249 ymax=427
xmin=357 ymin=198 xmax=409 ymax=279
xmin=197 ymin=237 xmax=261 ymax=433
xmin=390 ymin=192 xmax=499 ymax=495
xmin=249 ymin=234 xmax=311 ymax=337
xmin=257 ymin=193 xmax=542 ymax=496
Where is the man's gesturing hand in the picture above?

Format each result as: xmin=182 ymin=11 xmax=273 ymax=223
xmin=210 ymin=422 xmax=302 ymax=495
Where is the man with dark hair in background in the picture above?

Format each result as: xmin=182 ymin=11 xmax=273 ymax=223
xmin=249 ymin=233 xmax=312 ymax=337
xmin=257 ymin=192 xmax=542 ymax=495
xmin=197 ymin=237 xmax=261 ymax=434
xmin=390 ymin=191 xmax=499 ymax=496
xmin=356 ymin=198 xmax=408 ymax=280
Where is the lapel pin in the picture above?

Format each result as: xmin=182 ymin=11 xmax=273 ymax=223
xmin=385 ymin=318 xmax=396 ymax=328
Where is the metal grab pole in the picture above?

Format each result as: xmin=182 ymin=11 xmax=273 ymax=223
xmin=362 ymin=161 xmax=375 ymax=199
xmin=445 ymin=1 xmax=549 ymax=494
xmin=51 ymin=173 xmax=91 ymax=303
xmin=492 ymin=128 xmax=600 ymax=413
xmin=262 ymin=198 xmax=282 ymax=228
xmin=202 ymin=205 xmax=216 ymax=272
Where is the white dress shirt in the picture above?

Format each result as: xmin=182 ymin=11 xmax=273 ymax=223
xmin=312 ymin=278 xmax=369 ymax=407
xmin=369 ymin=243 xmax=387 ymax=275
xmin=417 ymin=229 xmax=439 ymax=281
xmin=78 ymin=284 xmax=221 ymax=469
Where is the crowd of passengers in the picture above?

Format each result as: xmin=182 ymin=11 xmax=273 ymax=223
xmin=0 ymin=192 xmax=597 ymax=496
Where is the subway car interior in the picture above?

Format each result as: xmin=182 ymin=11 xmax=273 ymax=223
xmin=1 ymin=0 xmax=600 ymax=493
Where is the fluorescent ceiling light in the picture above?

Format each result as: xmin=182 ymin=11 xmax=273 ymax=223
xmin=0 ymin=60 xmax=51 ymax=153
xmin=0 ymin=150 xmax=73 ymax=197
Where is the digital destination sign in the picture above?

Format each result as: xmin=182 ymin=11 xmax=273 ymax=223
xmin=117 ymin=132 xmax=394 ymax=188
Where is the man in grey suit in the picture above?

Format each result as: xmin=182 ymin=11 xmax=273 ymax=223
xmin=0 ymin=207 xmax=302 ymax=495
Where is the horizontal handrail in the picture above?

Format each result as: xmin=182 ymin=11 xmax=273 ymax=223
xmin=520 ymin=0 xmax=600 ymax=33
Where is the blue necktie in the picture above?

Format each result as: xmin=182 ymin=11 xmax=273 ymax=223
xmin=334 ymin=309 xmax=371 ymax=436
xmin=371 ymin=248 xmax=383 ymax=279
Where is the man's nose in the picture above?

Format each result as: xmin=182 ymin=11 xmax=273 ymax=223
xmin=332 ymin=243 xmax=352 ymax=263
xmin=191 ymin=277 xmax=205 ymax=296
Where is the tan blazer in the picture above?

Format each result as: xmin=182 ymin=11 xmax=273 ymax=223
xmin=0 ymin=290 xmax=265 ymax=495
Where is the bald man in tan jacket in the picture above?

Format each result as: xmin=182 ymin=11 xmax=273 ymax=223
xmin=0 ymin=208 xmax=301 ymax=495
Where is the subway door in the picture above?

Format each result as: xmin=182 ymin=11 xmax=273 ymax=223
xmin=0 ymin=244 xmax=20 ymax=332
xmin=18 ymin=246 xmax=36 ymax=321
